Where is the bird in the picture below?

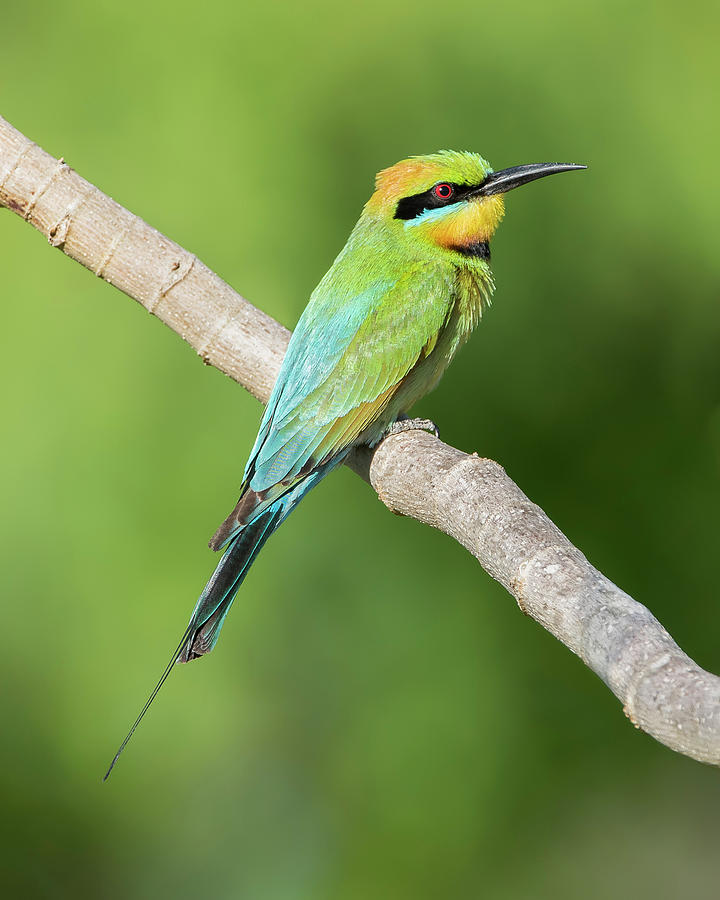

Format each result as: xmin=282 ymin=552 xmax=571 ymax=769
xmin=104 ymin=150 xmax=585 ymax=778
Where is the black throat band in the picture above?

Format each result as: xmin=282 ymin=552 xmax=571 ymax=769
xmin=454 ymin=240 xmax=490 ymax=260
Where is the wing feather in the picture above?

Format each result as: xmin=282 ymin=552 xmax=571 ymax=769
xmin=249 ymin=262 xmax=454 ymax=494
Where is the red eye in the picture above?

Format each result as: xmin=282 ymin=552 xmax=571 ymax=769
xmin=433 ymin=182 xmax=454 ymax=200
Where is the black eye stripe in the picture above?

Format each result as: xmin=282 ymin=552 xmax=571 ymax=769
xmin=394 ymin=181 xmax=483 ymax=221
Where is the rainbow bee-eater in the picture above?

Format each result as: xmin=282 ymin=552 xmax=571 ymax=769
xmin=105 ymin=151 xmax=584 ymax=777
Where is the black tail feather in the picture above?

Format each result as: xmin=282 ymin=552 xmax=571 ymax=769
xmin=179 ymin=509 xmax=280 ymax=662
xmin=102 ymin=621 xmax=195 ymax=781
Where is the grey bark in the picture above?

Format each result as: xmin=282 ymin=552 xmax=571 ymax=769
xmin=2 ymin=114 xmax=718 ymax=766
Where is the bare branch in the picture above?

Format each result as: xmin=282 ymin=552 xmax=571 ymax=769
xmin=2 ymin=114 xmax=719 ymax=766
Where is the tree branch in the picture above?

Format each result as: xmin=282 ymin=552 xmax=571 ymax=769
xmin=2 ymin=114 xmax=718 ymax=766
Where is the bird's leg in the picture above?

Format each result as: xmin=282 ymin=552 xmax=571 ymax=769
xmin=384 ymin=413 xmax=440 ymax=439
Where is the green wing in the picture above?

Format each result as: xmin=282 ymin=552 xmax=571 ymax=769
xmin=248 ymin=261 xmax=455 ymax=493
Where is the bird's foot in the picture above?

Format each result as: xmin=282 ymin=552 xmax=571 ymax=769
xmin=385 ymin=415 xmax=440 ymax=439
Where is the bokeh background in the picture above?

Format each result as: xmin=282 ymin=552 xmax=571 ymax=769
xmin=2 ymin=1 xmax=720 ymax=897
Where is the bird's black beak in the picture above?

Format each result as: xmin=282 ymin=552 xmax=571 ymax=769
xmin=474 ymin=163 xmax=586 ymax=197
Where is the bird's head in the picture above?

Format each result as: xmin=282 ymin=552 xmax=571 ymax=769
xmin=367 ymin=150 xmax=585 ymax=258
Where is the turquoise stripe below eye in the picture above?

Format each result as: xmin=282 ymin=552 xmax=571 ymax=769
xmin=404 ymin=201 xmax=465 ymax=227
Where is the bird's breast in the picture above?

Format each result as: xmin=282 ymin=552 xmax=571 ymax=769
xmin=384 ymin=263 xmax=492 ymax=419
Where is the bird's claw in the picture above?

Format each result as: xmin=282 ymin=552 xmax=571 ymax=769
xmin=385 ymin=416 xmax=440 ymax=439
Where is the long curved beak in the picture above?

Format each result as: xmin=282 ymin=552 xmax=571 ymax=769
xmin=474 ymin=163 xmax=586 ymax=197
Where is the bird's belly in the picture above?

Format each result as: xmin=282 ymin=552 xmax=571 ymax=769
xmin=354 ymin=338 xmax=456 ymax=447
xmin=356 ymin=269 xmax=488 ymax=448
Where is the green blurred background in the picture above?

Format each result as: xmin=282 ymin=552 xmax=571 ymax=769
xmin=2 ymin=1 xmax=720 ymax=897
